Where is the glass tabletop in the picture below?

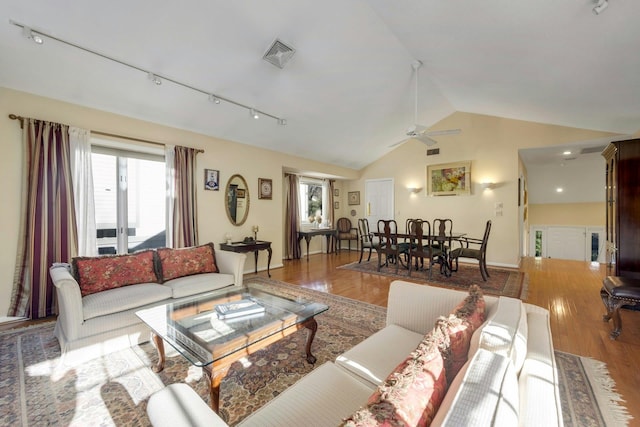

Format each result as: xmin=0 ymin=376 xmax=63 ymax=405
xmin=136 ymin=285 xmax=328 ymax=367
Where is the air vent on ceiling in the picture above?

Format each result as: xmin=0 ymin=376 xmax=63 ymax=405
xmin=580 ymin=145 xmax=607 ymax=155
xmin=263 ymin=39 xmax=296 ymax=69
xmin=427 ymin=148 xmax=440 ymax=156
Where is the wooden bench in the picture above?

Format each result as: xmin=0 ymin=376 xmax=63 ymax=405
xmin=601 ymin=276 xmax=640 ymax=339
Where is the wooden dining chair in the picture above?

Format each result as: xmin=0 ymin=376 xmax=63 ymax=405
xmin=407 ymin=219 xmax=438 ymax=279
xmin=376 ymin=219 xmax=400 ymax=273
xmin=336 ymin=217 xmax=358 ymax=252
xmin=357 ymin=218 xmax=378 ymax=263
xmin=449 ymin=220 xmax=492 ymax=281
xmin=431 ymin=218 xmax=454 ymax=275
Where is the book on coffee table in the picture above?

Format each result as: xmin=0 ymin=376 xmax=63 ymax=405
xmin=215 ymin=299 xmax=265 ymax=319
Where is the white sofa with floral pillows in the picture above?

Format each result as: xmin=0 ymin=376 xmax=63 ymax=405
xmin=50 ymin=243 xmax=246 ymax=362
xmin=147 ymin=280 xmax=563 ymax=427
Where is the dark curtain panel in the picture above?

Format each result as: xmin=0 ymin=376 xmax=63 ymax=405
xmin=284 ymin=174 xmax=301 ymax=259
xmin=9 ymin=119 xmax=77 ymax=319
xmin=172 ymin=146 xmax=199 ymax=248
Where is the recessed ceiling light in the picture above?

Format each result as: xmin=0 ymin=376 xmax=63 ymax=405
xmin=563 ymin=151 xmax=571 ymax=155
xmin=556 ymin=188 xmax=564 ymax=193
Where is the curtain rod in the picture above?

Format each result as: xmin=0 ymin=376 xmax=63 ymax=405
xmin=9 ymin=114 xmax=204 ymax=154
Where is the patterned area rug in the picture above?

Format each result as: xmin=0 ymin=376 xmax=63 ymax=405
xmin=339 ymin=257 xmax=527 ymax=299
xmin=0 ymin=277 xmax=630 ymax=426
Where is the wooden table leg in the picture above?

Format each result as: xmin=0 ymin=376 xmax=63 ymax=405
xmin=202 ymin=365 xmax=230 ymax=413
xmin=151 ymin=333 xmax=165 ymax=373
xmin=302 ymin=317 xmax=318 ymax=364
xmin=266 ymin=247 xmax=272 ymax=277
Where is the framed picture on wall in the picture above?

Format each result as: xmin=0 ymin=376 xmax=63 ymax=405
xmin=334 ymin=201 xmax=339 ymax=209
xmin=426 ymin=161 xmax=471 ymax=196
xmin=204 ymin=169 xmax=219 ymax=191
xmin=334 ymin=188 xmax=339 ymax=197
xmin=348 ymin=191 xmax=360 ymax=205
xmin=258 ymin=178 xmax=273 ymax=199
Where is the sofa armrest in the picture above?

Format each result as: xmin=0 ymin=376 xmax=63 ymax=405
xmin=216 ymin=250 xmax=247 ymax=287
xmin=386 ymin=280 xmax=498 ymax=335
xmin=49 ymin=265 xmax=85 ymax=340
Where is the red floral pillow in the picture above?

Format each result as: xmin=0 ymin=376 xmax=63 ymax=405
xmin=341 ymin=328 xmax=448 ymax=427
xmin=452 ymin=284 xmax=486 ymax=331
xmin=156 ymin=243 xmax=218 ymax=282
xmin=73 ymin=250 xmax=158 ymax=297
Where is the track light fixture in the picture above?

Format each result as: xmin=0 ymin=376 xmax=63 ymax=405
xmin=9 ymin=19 xmax=286 ymax=125
xmin=593 ymin=0 xmax=608 ymax=15
xmin=147 ymin=72 xmax=162 ymax=85
xmin=22 ymin=26 xmax=43 ymax=44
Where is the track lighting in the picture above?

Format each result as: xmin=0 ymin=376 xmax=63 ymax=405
xmin=9 ymin=19 xmax=286 ymax=125
xmin=593 ymin=0 xmax=608 ymax=15
xmin=22 ymin=26 xmax=43 ymax=44
xmin=147 ymin=72 xmax=162 ymax=85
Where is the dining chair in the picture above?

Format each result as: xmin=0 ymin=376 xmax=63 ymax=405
xmin=398 ymin=218 xmax=418 ymax=263
xmin=357 ymin=218 xmax=379 ymax=263
xmin=376 ymin=219 xmax=400 ymax=273
xmin=449 ymin=220 xmax=492 ymax=281
xmin=431 ymin=218 xmax=454 ymax=276
xmin=407 ymin=219 xmax=438 ymax=279
xmin=336 ymin=217 xmax=358 ymax=252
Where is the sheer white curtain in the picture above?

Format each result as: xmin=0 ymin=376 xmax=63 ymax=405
xmin=69 ymin=127 xmax=97 ymax=256
xmin=165 ymin=145 xmax=175 ymax=248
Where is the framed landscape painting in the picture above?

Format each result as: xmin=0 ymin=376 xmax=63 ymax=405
xmin=426 ymin=161 xmax=471 ymax=196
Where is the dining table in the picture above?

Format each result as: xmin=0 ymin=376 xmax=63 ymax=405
xmin=373 ymin=231 xmax=466 ymax=276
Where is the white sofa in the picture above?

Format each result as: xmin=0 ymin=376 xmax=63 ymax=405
xmin=147 ymin=280 xmax=563 ymax=427
xmin=50 ymin=249 xmax=246 ymax=362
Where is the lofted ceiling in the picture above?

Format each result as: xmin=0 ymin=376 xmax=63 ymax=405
xmin=1 ymin=1 xmax=639 ymax=170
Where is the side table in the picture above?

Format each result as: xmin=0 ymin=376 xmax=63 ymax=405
xmin=220 ymin=240 xmax=272 ymax=277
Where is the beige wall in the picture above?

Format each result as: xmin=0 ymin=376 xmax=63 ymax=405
xmin=344 ymin=112 xmax=615 ymax=267
xmin=529 ymin=202 xmax=605 ymax=226
xmin=0 ymin=87 xmax=357 ymax=316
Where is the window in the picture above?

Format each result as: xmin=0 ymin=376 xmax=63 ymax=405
xmin=92 ymin=145 xmax=166 ymax=254
xmin=299 ymin=179 xmax=325 ymax=224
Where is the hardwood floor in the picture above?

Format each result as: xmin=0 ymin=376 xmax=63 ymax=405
xmin=3 ymin=251 xmax=638 ymax=424
xmin=271 ymin=251 xmax=640 ymax=425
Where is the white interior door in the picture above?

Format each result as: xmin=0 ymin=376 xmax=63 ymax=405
xmin=365 ymin=178 xmax=394 ymax=231
xmin=547 ymin=227 xmax=586 ymax=261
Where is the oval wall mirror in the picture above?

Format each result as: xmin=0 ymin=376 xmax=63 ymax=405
xmin=225 ymin=174 xmax=250 ymax=226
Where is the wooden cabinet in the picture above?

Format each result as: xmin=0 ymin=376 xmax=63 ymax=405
xmin=602 ymin=138 xmax=640 ymax=278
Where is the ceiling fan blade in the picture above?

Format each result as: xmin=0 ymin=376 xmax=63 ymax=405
xmin=425 ymin=128 xmax=461 ymax=137
xmin=415 ymin=135 xmax=438 ymax=146
xmin=389 ymin=138 xmax=408 ymax=148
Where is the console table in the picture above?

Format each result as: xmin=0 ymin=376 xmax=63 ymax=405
xmin=297 ymin=228 xmax=337 ymax=261
xmin=220 ymin=240 xmax=272 ymax=277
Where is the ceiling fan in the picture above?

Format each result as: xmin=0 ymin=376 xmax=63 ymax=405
xmin=390 ymin=60 xmax=461 ymax=147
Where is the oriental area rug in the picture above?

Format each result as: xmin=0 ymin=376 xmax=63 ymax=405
xmin=339 ymin=257 xmax=528 ymax=299
xmin=0 ymin=277 xmax=631 ymax=426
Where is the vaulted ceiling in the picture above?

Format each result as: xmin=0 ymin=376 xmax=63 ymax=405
xmin=2 ymin=1 xmax=639 ymax=170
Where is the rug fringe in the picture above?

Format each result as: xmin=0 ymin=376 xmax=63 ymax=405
xmin=580 ymin=356 xmax=634 ymax=426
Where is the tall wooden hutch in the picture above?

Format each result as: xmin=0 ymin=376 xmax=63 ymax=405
xmin=602 ymin=138 xmax=640 ymax=278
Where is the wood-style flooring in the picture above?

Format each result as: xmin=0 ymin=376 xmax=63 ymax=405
xmin=3 ymin=251 xmax=638 ymax=425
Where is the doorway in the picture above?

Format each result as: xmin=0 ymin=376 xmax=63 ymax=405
xmin=529 ymin=225 xmax=605 ymax=262
xmin=365 ymin=178 xmax=394 ymax=229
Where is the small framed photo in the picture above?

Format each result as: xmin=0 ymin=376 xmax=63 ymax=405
xmin=259 ymin=178 xmax=273 ymax=199
xmin=334 ymin=188 xmax=339 ymax=197
xmin=236 ymin=189 xmax=246 ymax=198
xmin=334 ymin=201 xmax=339 ymax=209
xmin=204 ymin=169 xmax=219 ymax=191
xmin=348 ymin=191 xmax=360 ymax=205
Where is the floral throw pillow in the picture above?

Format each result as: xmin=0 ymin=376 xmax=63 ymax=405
xmin=452 ymin=284 xmax=486 ymax=331
xmin=73 ymin=250 xmax=158 ymax=297
xmin=341 ymin=327 xmax=448 ymax=427
xmin=156 ymin=243 xmax=218 ymax=282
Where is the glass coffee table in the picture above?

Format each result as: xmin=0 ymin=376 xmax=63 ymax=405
xmin=136 ymin=284 xmax=328 ymax=413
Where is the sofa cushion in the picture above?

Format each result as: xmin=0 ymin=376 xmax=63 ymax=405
xmin=162 ymin=272 xmax=236 ymax=299
xmin=83 ymin=282 xmax=173 ymax=320
xmin=341 ymin=329 xmax=448 ymax=427
xmin=431 ymin=349 xmax=518 ymax=427
xmin=157 ymin=243 xmax=218 ymax=282
xmin=435 ymin=315 xmax=473 ymax=386
xmin=336 ymin=324 xmax=424 ymax=387
xmin=73 ymin=250 xmax=159 ymax=297
xmin=477 ymin=296 xmax=528 ymax=373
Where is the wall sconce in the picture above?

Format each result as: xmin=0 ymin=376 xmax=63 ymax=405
xmin=407 ymin=187 xmax=422 ymax=194
xmin=481 ymin=182 xmax=494 ymax=190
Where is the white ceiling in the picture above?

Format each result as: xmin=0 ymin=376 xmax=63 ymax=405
xmin=1 ymin=1 xmax=639 ymax=170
